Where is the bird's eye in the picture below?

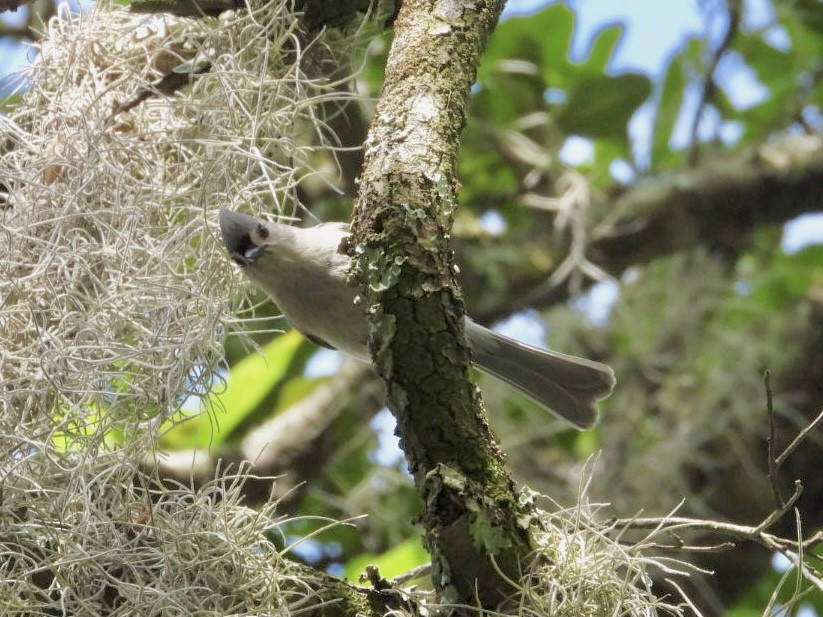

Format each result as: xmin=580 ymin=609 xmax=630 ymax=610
xmin=256 ymin=223 xmax=269 ymax=240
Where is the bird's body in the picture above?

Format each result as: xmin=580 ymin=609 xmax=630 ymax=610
xmin=219 ymin=208 xmax=615 ymax=429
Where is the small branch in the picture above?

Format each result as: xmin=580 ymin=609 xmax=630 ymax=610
xmin=612 ymin=506 xmax=823 ymax=595
xmin=285 ymin=561 xmax=391 ymax=617
xmin=754 ymin=480 xmax=803 ymax=534
xmin=686 ymin=0 xmax=742 ymax=165
xmin=0 ymin=0 xmax=33 ymax=12
xmin=764 ymin=369 xmax=784 ymax=508
xmin=0 ymin=23 xmax=33 ymax=38
xmin=776 ymin=406 xmax=823 ymax=467
xmin=128 ymin=0 xmax=379 ymax=29
xmin=108 ymin=54 xmax=211 ymax=120
xmin=470 ymin=135 xmax=823 ymax=324
xmin=129 ymin=0 xmax=241 ymax=17
xmin=389 ymin=562 xmax=432 ymax=586
xmin=630 ymin=541 xmax=736 ymax=553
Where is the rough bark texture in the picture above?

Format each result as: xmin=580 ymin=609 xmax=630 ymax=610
xmin=287 ymin=562 xmax=403 ymax=617
xmin=348 ymin=0 xmax=533 ymax=607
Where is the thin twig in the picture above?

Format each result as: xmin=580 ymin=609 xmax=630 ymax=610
xmin=612 ymin=506 xmax=823 ymax=595
xmin=776 ymin=406 xmax=823 ymax=467
xmin=389 ymin=563 xmax=432 ymax=586
xmin=785 ymin=509 xmax=823 ymax=595
xmin=686 ymin=0 xmax=742 ymax=166
xmin=764 ymin=369 xmax=784 ymax=508
xmin=664 ymin=578 xmax=707 ymax=617
xmin=755 ymin=479 xmax=802 ymax=534
xmin=621 ymin=541 xmax=736 ymax=553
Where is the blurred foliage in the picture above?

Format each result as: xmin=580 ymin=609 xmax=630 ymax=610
xmin=3 ymin=0 xmax=823 ymax=613
xmin=727 ymin=553 xmax=823 ymax=617
xmin=343 ymin=536 xmax=430 ymax=582
xmin=160 ymin=330 xmax=307 ymax=450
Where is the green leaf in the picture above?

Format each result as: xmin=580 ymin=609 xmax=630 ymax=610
xmin=458 ymin=123 xmax=520 ymax=201
xmin=479 ymin=3 xmax=575 ymax=86
xmin=726 ymin=33 xmax=796 ymax=141
xmin=0 ymin=93 xmax=22 ymax=113
xmin=475 ymin=4 xmax=578 ymax=123
xmin=790 ymin=0 xmax=823 ymax=35
xmin=344 ymin=536 xmax=429 ymax=582
xmin=650 ymin=42 xmax=690 ymax=168
xmin=471 ymin=75 xmax=544 ymax=125
xmin=587 ymin=138 xmax=628 ymax=185
xmin=735 ymin=33 xmax=794 ymax=96
xmin=751 ymin=245 xmax=823 ymax=309
xmin=578 ymin=23 xmax=624 ymax=76
xmin=160 ymin=329 xmax=305 ymax=449
xmin=556 ymin=73 xmax=652 ymax=140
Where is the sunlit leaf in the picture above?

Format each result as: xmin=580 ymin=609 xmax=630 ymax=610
xmin=344 ymin=536 xmax=429 ymax=582
xmin=650 ymin=42 xmax=690 ymax=168
xmin=578 ymin=23 xmax=624 ymax=76
xmin=159 ymin=330 xmax=305 ymax=449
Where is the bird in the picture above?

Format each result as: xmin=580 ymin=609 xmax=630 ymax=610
xmin=218 ymin=208 xmax=615 ymax=429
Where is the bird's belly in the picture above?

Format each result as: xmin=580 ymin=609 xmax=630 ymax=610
xmin=275 ymin=281 xmax=369 ymax=361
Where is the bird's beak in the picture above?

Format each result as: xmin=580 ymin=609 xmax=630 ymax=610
xmin=218 ymin=208 xmax=265 ymax=266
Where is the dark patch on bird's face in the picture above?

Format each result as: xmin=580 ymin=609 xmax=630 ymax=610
xmin=218 ymin=208 xmax=271 ymax=268
xmin=228 ymin=232 xmax=256 ymax=267
xmin=224 ymin=222 xmax=271 ymax=268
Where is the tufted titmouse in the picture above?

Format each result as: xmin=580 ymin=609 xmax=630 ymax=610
xmin=219 ymin=208 xmax=615 ymax=429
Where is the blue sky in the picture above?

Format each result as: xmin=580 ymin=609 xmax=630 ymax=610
xmin=0 ymin=5 xmax=37 ymax=94
xmin=504 ymin=0 xmax=704 ymax=75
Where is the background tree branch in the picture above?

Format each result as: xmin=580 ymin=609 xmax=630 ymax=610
xmin=462 ymin=136 xmax=823 ymax=323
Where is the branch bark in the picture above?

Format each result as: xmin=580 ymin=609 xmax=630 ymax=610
xmin=276 ymin=561 xmax=406 ymax=617
xmin=348 ymin=0 xmax=534 ymax=607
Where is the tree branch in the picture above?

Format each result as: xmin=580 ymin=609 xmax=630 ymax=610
xmin=153 ymin=361 xmax=381 ymax=508
xmin=686 ymin=0 xmax=742 ymax=165
xmin=466 ymin=135 xmax=823 ymax=323
xmin=128 ymin=0 xmax=379 ymax=28
xmin=348 ymin=0 xmax=534 ymax=607
xmin=275 ymin=561 xmax=397 ymax=617
xmin=611 ymin=504 xmax=823 ymax=594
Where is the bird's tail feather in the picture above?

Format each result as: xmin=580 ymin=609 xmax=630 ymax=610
xmin=465 ymin=321 xmax=615 ymax=429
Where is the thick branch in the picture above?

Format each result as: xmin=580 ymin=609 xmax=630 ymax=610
xmin=129 ymin=0 xmax=377 ymax=27
xmin=467 ymin=136 xmax=823 ymax=323
xmin=348 ymin=0 xmax=535 ymax=608
xmin=596 ymin=137 xmax=823 ymax=268
xmin=154 ymin=362 xmax=381 ymax=508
